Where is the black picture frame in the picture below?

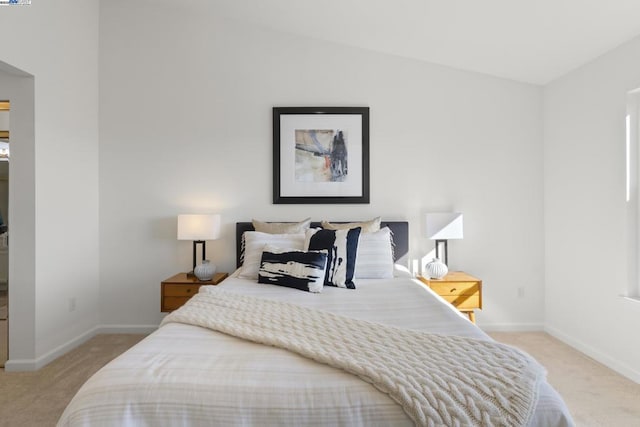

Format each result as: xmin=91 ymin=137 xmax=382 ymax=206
xmin=273 ymin=106 xmax=370 ymax=204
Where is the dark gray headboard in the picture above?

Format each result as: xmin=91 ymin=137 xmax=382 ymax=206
xmin=236 ymin=221 xmax=409 ymax=268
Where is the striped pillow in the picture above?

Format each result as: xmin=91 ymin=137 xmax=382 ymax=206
xmin=258 ymin=245 xmax=328 ymax=293
xmin=354 ymin=227 xmax=394 ymax=279
xmin=304 ymin=227 xmax=361 ymax=289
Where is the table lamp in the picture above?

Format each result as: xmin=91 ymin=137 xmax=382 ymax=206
xmin=177 ymin=214 xmax=221 ymax=275
xmin=425 ymin=212 xmax=463 ymax=266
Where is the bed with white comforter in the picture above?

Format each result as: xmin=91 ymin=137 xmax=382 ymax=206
xmin=58 ymin=271 xmax=574 ymax=426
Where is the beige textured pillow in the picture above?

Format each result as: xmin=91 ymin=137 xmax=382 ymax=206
xmin=321 ymin=217 xmax=381 ymax=233
xmin=252 ymin=217 xmax=311 ymax=234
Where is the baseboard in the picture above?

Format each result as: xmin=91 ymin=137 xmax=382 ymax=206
xmin=545 ymin=325 xmax=640 ymax=384
xmin=3 ymin=324 xmax=158 ymax=372
xmin=479 ymin=322 xmax=544 ymax=332
xmin=3 ymin=359 xmax=35 ymax=372
xmin=4 ymin=326 xmax=99 ymax=372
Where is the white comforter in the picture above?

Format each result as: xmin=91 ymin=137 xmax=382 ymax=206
xmin=58 ymin=272 xmax=574 ymax=427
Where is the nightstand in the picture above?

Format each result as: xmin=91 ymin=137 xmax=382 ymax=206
xmin=161 ymin=272 xmax=228 ymax=312
xmin=417 ymin=271 xmax=482 ymax=323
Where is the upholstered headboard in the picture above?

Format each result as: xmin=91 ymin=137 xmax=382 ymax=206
xmin=236 ymin=221 xmax=409 ymax=268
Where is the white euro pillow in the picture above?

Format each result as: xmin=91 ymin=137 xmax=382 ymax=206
xmin=354 ymin=227 xmax=394 ymax=279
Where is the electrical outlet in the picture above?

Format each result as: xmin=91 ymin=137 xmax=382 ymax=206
xmin=517 ymin=287 xmax=525 ymax=298
xmin=69 ymin=297 xmax=76 ymax=312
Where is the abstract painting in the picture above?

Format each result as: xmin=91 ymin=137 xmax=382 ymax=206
xmin=273 ymin=107 xmax=369 ymax=204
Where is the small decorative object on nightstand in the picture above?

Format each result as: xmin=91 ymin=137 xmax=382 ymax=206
xmin=194 ymin=260 xmax=216 ymax=281
xmin=417 ymin=271 xmax=482 ymax=323
xmin=425 ymin=257 xmax=448 ymax=279
xmin=161 ymin=272 xmax=228 ymax=312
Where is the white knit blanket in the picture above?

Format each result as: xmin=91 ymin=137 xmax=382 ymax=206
xmin=161 ymin=289 xmax=545 ymax=427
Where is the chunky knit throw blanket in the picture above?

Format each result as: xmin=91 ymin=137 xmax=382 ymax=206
xmin=162 ymin=289 xmax=544 ymax=427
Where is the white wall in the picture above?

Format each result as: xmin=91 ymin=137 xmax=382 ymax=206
xmin=0 ymin=0 xmax=100 ymax=369
xmin=99 ymin=0 xmax=545 ymax=330
xmin=544 ymin=36 xmax=640 ymax=382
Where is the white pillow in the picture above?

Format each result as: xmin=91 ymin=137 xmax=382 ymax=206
xmin=239 ymin=231 xmax=305 ymax=280
xmin=354 ymin=227 xmax=394 ymax=279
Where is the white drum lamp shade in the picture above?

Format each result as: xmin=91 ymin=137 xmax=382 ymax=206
xmin=178 ymin=214 xmax=221 ymax=241
xmin=177 ymin=214 xmax=221 ymax=274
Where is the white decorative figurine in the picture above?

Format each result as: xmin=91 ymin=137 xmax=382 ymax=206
xmin=194 ymin=260 xmax=216 ymax=281
xmin=425 ymin=258 xmax=448 ymax=279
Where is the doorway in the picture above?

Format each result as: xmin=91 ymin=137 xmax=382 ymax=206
xmin=0 ymin=100 xmax=9 ymax=367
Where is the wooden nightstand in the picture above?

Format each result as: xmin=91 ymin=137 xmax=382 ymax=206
xmin=417 ymin=271 xmax=482 ymax=323
xmin=161 ymin=272 xmax=228 ymax=312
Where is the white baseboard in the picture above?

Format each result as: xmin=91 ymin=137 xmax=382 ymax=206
xmin=545 ymin=325 xmax=640 ymax=385
xmin=3 ymin=324 xmax=157 ymax=372
xmin=3 ymin=359 xmax=36 ymax=372
xmin=4 ymin=326 xmax=99 ymax=372
xmin=479 ymin=322 xmax=544 ymax=332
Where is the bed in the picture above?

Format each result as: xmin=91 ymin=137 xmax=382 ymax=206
xmin=58 ymin=220 xmax=574 ymax=427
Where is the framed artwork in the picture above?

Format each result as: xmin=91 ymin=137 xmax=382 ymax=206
xmin=273 ymin=106 xmax=370 ymax=204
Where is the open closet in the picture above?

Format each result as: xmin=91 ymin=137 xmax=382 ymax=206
xmin=0 ymin=100 xmax=9 ymax=367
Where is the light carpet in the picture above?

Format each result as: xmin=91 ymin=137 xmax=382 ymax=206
xmin=0 ymin=334 xmax=145 ymax=426
xmin=489 ymin=332 xmax=640 ymax=427
xmin=0 ymin=332 xmax=638 ymax=426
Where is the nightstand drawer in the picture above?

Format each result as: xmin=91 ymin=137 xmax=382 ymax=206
xmin=440 ymin=294 xmax=480 ymax=310
xmin=163 ymin=296 xmax=193 ymax=311
xmin=161 ymin=272 xmax=229 ymax=312
xmin=429 ymin=282 xmax=479 ymax=296
xmin=163 ymin=284 xmax=202 ymax=297
xmin=417 ymin=272 xmax=482 ymax=323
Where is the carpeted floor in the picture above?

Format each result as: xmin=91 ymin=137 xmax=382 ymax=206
xmin=489 ymin=332 xmax=640 ymax=427
xmin=0 ymin=334 xmax=146 ymax=426
xmin=0 ymin=331 xmax=638 ymax=426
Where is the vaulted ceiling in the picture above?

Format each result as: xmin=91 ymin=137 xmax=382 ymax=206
xmin=212 ymin=0 xmax=640 ymax=85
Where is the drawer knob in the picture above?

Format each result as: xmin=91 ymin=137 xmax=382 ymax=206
xmin=450 ymin=288 xmax=457 ymax=293
xmin=186 ymin=289 xmax=192 ymax=293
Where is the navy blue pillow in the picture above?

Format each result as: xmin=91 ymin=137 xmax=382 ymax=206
xmin=258 ymin=247 xmax=328 ymax=293
xmin=304 ymin=227 xmax=361 ymax=289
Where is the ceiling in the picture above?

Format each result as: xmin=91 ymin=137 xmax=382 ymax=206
xmin=212 ymin=0 xmax=640 ymax=85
